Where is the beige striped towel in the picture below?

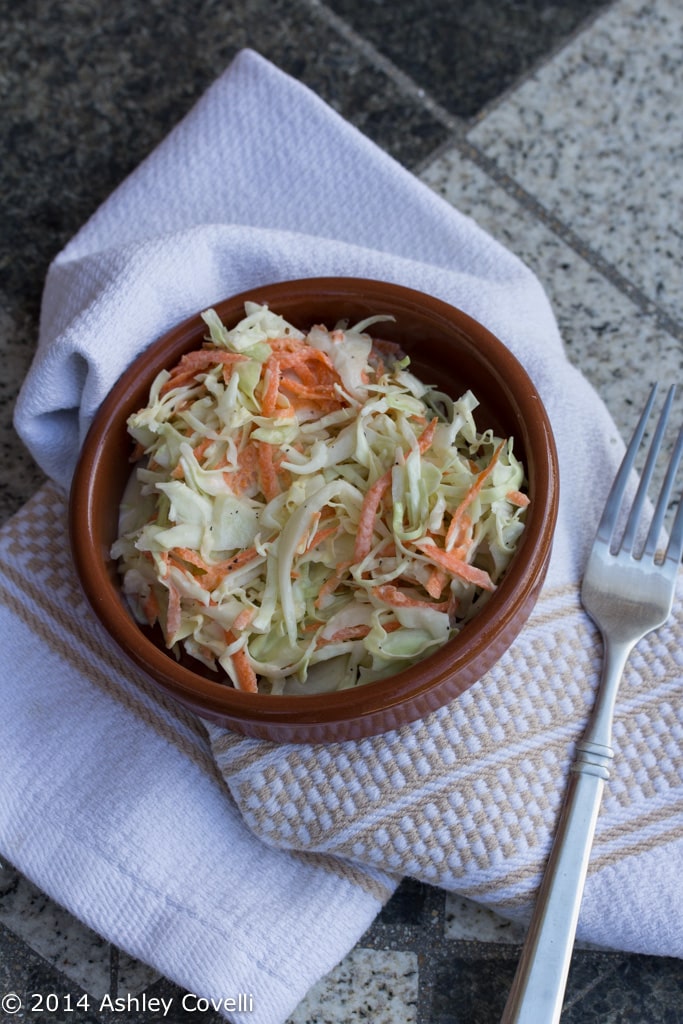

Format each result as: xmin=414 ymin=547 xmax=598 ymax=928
xmin=3 ymin=48 xmax=682 ymax=1024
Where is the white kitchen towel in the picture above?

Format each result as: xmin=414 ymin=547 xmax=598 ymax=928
xmin=3 ymin=46 xmax=682 ymax=1024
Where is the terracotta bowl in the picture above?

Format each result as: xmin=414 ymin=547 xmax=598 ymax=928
xmin=69 ymin=277 xmax=559 ymax=743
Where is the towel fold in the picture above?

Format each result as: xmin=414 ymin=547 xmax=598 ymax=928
xmin=2 ymin=47 xmax=681 ymax=1024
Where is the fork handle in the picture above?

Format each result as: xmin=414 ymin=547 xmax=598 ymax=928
xmin=500 ymin=638 xmax=631 ymax=1024
xmin=499 ymin=761 xmax=610 ymax=1023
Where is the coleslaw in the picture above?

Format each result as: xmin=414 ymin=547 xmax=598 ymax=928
xmin=112 ymin=303 xmax=530 ymax=695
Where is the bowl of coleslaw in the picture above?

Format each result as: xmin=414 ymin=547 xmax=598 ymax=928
xmin=70 ymin=277 xmax=559 ymax=742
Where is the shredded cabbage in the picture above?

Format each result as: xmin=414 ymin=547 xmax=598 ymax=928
xmin=112 ymin=302 xmax=530 ymax=695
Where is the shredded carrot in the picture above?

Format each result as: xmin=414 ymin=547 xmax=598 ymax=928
xmin=318 ymin=624 xmax=371 ymax=645
xmin=417 ymin=416 xmax=438 ymax=453
xmin=178 ymin=349 xmax=247 ymax=373
xmin=425 ymin=565 xmax=449 ymax=600
xmin=286 ymin=361 xmax=318 ymax=387
xmin=445 ymin=512 xmax=472 ymax=555
xmin=413 ymin=539 xmax=496 ymax=591
xmin=209 ymin=548 xmax=260 ymax=581
xmin=445 ymin=439 xmax=505 ymax=551
xmin=168 ymin=546 xmax=259 ymax=591
xmin=268 ymin=335 xmax=304 ymax=353
xmin=142 ymin=589 xmax=160 ymax=626
xmin=259 ymin=348 xmax=345 ymax=416
xmin=279 ymin=377 xmax=342 ymax=404
xmin=507 ymin=489 xmax=530 ymax=508
xmin=228 ymin=442 xmax=260 ymax=495
xmin=371 ymin=583 xmax=449 ymax=612
xmin=353 ymin=469 xmax=392 ymax=563
xmin=193 ymin=436 xmax=213 ymax=464
xmin=160 ymin=349 xmax=246 ymax=395
xmin=225 ymin=630 xmax=258 ymax=693
xmin=257 ymin=442 xmax=280 ymax=501
xmin=316 ymin=619 xmax=403 ymax=646
xmin=277 ymin=347 xmax=336 ymax=370
xmin=169 ymin=436 xmax=213 ymax=477
xmin=169 ymin=547 xmax=207 ymax=573
xmin=259 ymin=358 xmax=282 ymax=416
xmin=232 ymin=607 xmax=256 ymax=631
xmin=305 ymin=523 xmax=339 ymax=552
xmin=314 ymin=560 xmax=353 ymax=608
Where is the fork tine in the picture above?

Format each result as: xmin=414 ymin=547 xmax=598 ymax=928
xmin=643 ymin=413 xmax=683 ymax=563
xmin=596 ymin=384 xmax=658 ymax=549
xmin=664 ymin=481 xmax=683 ymax=565
xmin=620 ymin=385 xmax=676 ymax=555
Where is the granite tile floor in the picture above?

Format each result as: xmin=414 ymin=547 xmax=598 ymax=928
xmin=2 ymin=0 xmax=683 ymax=1021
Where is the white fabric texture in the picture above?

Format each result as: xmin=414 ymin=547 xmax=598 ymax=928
xmin=3 ymin=46 xmax=681 ymax=1024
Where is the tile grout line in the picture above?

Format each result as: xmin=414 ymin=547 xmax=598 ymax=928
xmin=465 ymin=0 xmax=619 ymax=127
xmin=450 ymin=139 xmax=683 ymax=345
xmin=560 ymin=953 xmax=624 ymax=1012
xmin=303 ymin=0 xmax=463 ymax=134
xmin=109 ymin=944 xmax=119 ymax=1000
xmin=306 ymin=0 xmax=683 ymax=345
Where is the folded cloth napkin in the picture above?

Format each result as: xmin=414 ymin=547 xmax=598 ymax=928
xmin=3 ymin=47 xmax=682 ymax=1023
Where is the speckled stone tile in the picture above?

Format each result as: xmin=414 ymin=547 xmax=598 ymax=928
xmin=1 ymin=0 xmax=446 ymax=303
xmin=0 ymin=861 xmax=116 ymax=1000
xmin=111 ymin=953 xmax=161 ymax=1000
xmin=444 ymin=894 xmax=608 ymax=951
xmin=428 ymin=943 xmax=683 ymax=1023
xmin=429 ymin=945 xmax=518 ymax=1023
xmin=0 ymin=305 xmax=47 ymax=520
xmin=444 ymin=895 xmax=527 ymax=945
xmin=419 ymin=144 xmax=683 ymax=447
xmin=324 ymin=0 xmax=611 ymax=118
xmin=287 ymin=948 xmax=418 ymax=1024
xmin=467 ymin=0 xmax=683 ymax=328
xmin=560 ymin=950 xmax=683 ymax=1023
xmin=0 ymin=923 xmax=103 ymax=1024
xmin=0 ymin=860 xmax=161 ymax=1003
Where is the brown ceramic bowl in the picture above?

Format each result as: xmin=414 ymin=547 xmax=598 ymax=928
xmin=69 ymin=277 xmax=559 ymax=743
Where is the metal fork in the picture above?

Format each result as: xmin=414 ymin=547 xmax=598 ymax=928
xmin=501 ymin=383 xmax=683 ymax=1024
